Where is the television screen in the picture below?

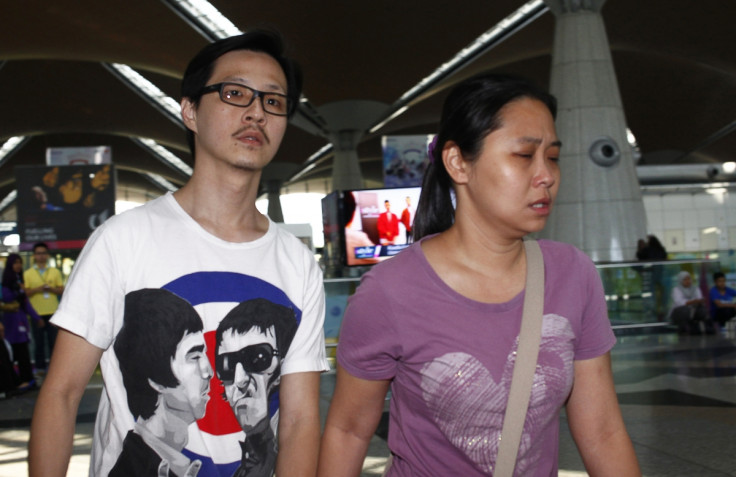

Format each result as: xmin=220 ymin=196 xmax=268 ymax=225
xmin=340 ymin=186 xmax=421 ymax=266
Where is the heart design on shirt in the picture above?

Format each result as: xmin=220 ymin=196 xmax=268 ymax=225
xmin=419 ymin=314 xmax=574 ymax=475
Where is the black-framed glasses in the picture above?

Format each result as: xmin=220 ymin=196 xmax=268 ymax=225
xmin=200 ymin=82 xmax=291 ymax=116
xmin=216 ymin=343 xmax=279 ymax=382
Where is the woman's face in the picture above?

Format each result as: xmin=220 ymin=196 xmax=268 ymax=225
xmin=458 ymin=97 xmax=561 ymax=238
xmin=12 ymin=258 xmax=22 ymax=273
xmin=681 ymin=275 xmax=692 ymax=288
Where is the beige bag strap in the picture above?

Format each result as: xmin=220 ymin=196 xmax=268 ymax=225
xmin=494 ymin=239 xmax=545 ymax=477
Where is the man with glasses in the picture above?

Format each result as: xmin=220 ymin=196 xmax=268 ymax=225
xmin=30 ymin=30 xmax=329 ymax=477
xmin=23 ymin=242 xmax=64 ymax=374
xmin=215 ymin=298 xmax=298 ymax=477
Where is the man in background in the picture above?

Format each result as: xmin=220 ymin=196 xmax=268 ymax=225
xmin=23 ymin=242 xmax=64 ymax=374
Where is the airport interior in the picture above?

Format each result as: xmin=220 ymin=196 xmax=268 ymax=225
xmin=0 ymin=1 xmax=735 ymax=476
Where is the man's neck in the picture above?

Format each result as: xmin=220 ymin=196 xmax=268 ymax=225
xmin=173 ymin=166 xmax=270 ymax=242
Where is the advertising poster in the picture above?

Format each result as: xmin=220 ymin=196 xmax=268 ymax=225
xmin=381 ymin=135 xmax=433 ymax=187
xmin=16 ymin=164 xmax=115 ymax=249
xmin=46 ymin=145 xmax=112 ymax=166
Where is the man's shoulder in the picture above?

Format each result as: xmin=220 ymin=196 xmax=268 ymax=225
xmin=271 ymin=224 xmax=319 ymax=266
xmin=97 ymin=195 xmax=172 ymax=232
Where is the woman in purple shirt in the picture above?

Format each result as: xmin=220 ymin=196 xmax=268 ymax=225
xmin=319 ymin=74 xmax=640 ymax=476
xmin=2 ymin=253 xmax=43 ymax=386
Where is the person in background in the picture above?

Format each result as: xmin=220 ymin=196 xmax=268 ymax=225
xmin=24 ymin=242 xmax=64 ymax=374
xmin=641 ymin=234 xmax=667 ymax=261
xmin=635 ymin=238 xmax=647 ymax=260
xmin=1 ymin=254 xmax=43 ymax=389
xmin=709 ymin=271 xmax=736 ymax=330
xmin=669 ymin=271 xmax=714 ymax=335
xmin=0 ymin=323 xmax=21 ymax=396
xmin=318 ymin=73 xmax=640 ymax=476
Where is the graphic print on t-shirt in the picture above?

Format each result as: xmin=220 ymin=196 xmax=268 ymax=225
xmin=111 ymin=271 xmax=301 ymax=477
xmin=419 ymin=314 xmax=574 ymax=475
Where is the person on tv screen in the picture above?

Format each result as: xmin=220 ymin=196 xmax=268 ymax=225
xmin=400 ymin=196 xmax=414 ymax=243
xmin=376 ymin=200 xmax=400 ymax=245
xmin=319 ymin=74 xmax=640 ymax=476
xmin=343 ymin=192 xmax=379 ymax=266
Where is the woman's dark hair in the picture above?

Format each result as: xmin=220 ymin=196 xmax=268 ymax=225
xmin=412 ymin=73 xmax=557 ymax=240
xmin=181 ymin=29 xmax=303 ymax=158
xmin=2 ymin=254 xmax=22 ymax=292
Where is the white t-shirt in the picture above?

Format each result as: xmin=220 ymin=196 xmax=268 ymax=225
xmin=52 ymin=193 xmax=329 ymax=476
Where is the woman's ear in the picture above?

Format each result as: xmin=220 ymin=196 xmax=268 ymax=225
xmin=442 ymin=141 xmax=470 ymax=185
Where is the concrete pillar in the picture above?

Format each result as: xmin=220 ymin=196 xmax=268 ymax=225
xmin=330 ymin=130 xmax=365 ymax=191
xmin=317 ymin=100 xmax=388 ymax=191
xmin=265 ymin=179 xmax=284 ymax=223
xmin=541 ymin=0 xmax=647 ymax=262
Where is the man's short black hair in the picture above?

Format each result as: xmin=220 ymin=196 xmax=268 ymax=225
xmin=114 ymin=288 xmax=203 ymax=420
xmin=714 ymin=271 xmax=726 ymax=281
xmin=180 ymin=29 xmax=303 ymax=158
xmin=32 ymin=242 xmax=49 ymax=253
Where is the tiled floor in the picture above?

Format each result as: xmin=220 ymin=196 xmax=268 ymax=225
xmin=2 ymin=327 xmax=735 ymax=476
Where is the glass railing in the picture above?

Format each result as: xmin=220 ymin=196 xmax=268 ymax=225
xmin=323 ymin=259 xmax=725 ymax=354
xmin=597 ymin=259 xmax=720 ymax=329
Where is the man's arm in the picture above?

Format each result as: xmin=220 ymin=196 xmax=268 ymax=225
xmin=566 ymin=353 xmax=641 ymax=477
xmin=276 ymin=371 xmax=322 ymax=477
xmin=28 ymin=329 xmax=103 ymax=477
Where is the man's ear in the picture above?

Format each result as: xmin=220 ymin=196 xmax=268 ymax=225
xmin=181 ymin=97 xmax=198 ymax=133
xmin=443 ymin=141 xmax=470 ymax=185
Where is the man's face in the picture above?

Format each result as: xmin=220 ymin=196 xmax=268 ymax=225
xmin=181 ymin=49 xmax=289 ymax=173
xmin=33 ymin=247 xmax=49 ymax=267
xmin=159 ymin=330 xmax=213 ymax=423
xmin=385 ymin=201 xmax=391 ymax=212
xmin=217 ymin=326 xmax=279 ymax=431
xmin=716 ymin=277 xmax=726 ymax=289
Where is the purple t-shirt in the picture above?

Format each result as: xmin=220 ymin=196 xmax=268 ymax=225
xmin=337 ymin=239 xmax=615 ymax=476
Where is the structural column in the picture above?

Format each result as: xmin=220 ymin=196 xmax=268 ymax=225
xmin=540 ymin=0 xmax=647 ymax=261
xmin=330 ymin=130 xmax=364 ymax=191
xmin=265 ymin=179 xmax=284 ymax=223
xmin=317 ymin=100 xmax=388 ymax=191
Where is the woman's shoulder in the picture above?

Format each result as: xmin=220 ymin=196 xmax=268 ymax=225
xmin=537 ymin=239 xmax=592 ymax=265
xmin=362 ymin=241 xmax=424 ymax=280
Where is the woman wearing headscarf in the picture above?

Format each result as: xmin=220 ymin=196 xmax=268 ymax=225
xmin=669 ymin=271 xmax=714 ymax=335
xmin=1 ymin=254 xmax=44 ymax=387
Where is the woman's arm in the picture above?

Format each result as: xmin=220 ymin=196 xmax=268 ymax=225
xmin=566 ymin=353 xmax=641 ymax=477
xmin=318 ymin=365 xmax=391 ymax=477
xmin=21 ymin=297 xmax=44 ymax=325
